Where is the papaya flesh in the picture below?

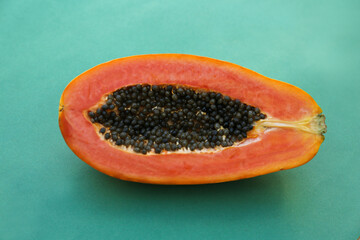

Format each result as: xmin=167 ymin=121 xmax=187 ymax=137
xmin=59 ymin=54 xmax=326 ymax=185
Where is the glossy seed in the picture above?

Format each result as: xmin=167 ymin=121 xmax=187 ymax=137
xmin=101 ymin=104 xmax=108 ymax=110
xmin=88 ymin=112 xmax=95 ymax=118
xmin=104 ymin=133 xmax=110 ymax=139
xmin=99 ymin=128 xmax=106 ymax=134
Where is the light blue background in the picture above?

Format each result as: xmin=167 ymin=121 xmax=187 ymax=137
xmin=1 ymin=1 xmax=359 ymax=239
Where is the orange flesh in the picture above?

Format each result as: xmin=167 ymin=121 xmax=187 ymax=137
xmin=59 ymin=54 xmax=325 ymax=184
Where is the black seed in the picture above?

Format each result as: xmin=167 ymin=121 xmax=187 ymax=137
xmin=101 ymin=104 xmax=109 ymax=110
xmin=140 ymin=86 xmax=147 ymax=93
xmin=99 ymin=128 xmax=106 ymax=134
xmin=152 ymin=86 xmax=159 ymax=92
xmin=170 ymin=144 xmax=177 ymax=151
xmin=165 ymin=143 xmax=171 ymax=151
xmin=119 ymin=132 xmax=127 ymax=139
xmin=104 ymin=133 xmax=110 ymax=139
xmin=124 ymin=139 xmax=131 ymax=146
xmin=88 ymin=112 xmax=95 ymax=118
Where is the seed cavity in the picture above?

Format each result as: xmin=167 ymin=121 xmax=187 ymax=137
xmin=87 ymin=84 xmax=266 ymax=154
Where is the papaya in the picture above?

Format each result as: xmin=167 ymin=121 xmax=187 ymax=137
xmin=59 ymin=54 xmax=326 ymax=185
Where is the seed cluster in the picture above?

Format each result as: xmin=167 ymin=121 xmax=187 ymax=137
xmin=88 ymin=84 xmax=266 ymax=154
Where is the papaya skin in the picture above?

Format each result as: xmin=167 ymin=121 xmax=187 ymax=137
xmin=59 ymin=54 xmax=326 ymax=185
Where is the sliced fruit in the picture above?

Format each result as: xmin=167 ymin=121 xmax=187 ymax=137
xmin=59 ymin=54 xmax=326 ymax=184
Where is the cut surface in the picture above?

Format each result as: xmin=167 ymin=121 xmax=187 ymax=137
xmin=59 ymin=54 xmax=326 ymax=184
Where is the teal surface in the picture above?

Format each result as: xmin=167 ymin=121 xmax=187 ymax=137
xmin=1 ymin=1 xmax=359 ymax=239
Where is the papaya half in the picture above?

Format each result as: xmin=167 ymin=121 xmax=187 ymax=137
xmin=59 ymin=54 xmax=326 ymax=185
